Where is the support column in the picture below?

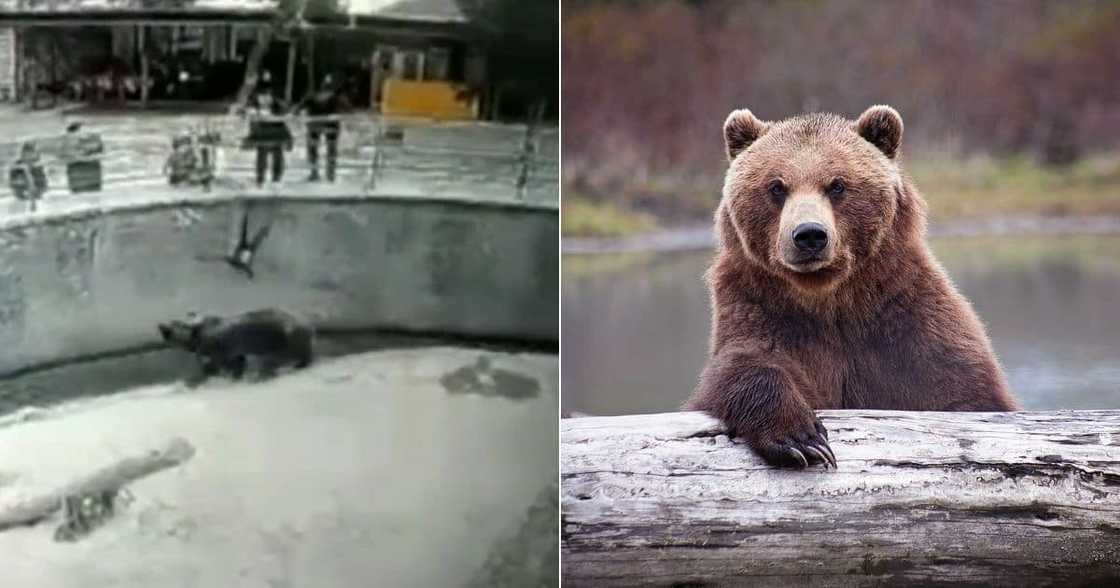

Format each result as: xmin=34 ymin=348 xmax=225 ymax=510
xmin=139 ymin=25 xmax=148 ymax=107
xmin=305 ymin=31 xmax=314 ymax=93
xmin=12 ymin=27 xmax=21 ymax=102
xmin=370 ymin=47 xmax=384 ymax=111
xmin=284 ymin=32 xmax=296 ymax=103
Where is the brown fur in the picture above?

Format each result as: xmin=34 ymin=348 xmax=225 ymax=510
xmin=685 ymin=105 xmax=1018 ymax=469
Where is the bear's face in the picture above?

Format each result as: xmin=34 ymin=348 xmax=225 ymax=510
xmin=159 ymin=320 xmax=200 ymax=352
xmin=720 ymin=105 xmax=906 ymax=292
xmin=158 ymin=313 xmax=215 ymax=352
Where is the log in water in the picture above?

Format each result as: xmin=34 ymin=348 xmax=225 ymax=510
xmin=562 ymin=410 xmax=1120 ymax=587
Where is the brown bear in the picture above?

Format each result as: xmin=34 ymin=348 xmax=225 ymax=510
xmin=685 ymin=105 xmax=1019 ymax=469
xmin=159 ymin=308 xmax=314 ymax=385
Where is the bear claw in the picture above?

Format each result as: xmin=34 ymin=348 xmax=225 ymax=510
xmin=801 ymin=444 xmax=830 ymax=467
xmin=756 ymin=421 xmax=837 ymax=469
xmin=799 ymin=426 xmax=837 ymax=468
xmin=786 ymin=447 xmax=809 ymax=468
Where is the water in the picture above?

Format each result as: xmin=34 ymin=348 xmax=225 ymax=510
xmin=562 ymin=235 xmax=1120 ymax=415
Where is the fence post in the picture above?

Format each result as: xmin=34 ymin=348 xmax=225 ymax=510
xmin=516 ymin=121 xmax=537 ymax=200
xmin=368 ymin=120 xmax=382 ymax=190
xmin=139 ymin=25 xmax=148 ymax=107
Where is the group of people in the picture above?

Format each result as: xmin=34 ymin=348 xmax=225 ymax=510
xmin=165 ymin=72 xmax=351 ymax=190
xmin=239 ymin=72 xmax=351 ymax=187
xmin=9 ymin=122 xmax=104 ymax=210
xmin=7 ymin=73 xmax=352 ymax=210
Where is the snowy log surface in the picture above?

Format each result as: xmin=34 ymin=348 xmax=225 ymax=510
xmin=561 ymin=410 xmax=1120 ymax=587
xmin=0 ymin=437 xmax=195 ymax=531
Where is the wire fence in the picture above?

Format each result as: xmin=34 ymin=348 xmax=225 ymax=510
xmin=0 ymin=113 xmax=560 ymax=213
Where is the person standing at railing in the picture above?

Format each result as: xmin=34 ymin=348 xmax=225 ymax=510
xmin=240 ymin=73 xmax=292 ymax=187
xmin=62 ymin=122 xmax=104 ymax=194
xmin=9 ymin=141 xmax=48 ymax=211
xmin=165 ymin=133 xmax=199 ymax=186
xmin=164 ymin=124 xmax=219 ymax=191
xmin=295 ymin=74 xmax=351 ymax=183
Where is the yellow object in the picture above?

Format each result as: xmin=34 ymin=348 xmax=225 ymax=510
xmin=380 ymin=79 xmax=479 ymax=120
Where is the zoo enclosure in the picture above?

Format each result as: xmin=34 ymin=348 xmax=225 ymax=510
xmin=0 ymin=114 xmax=560 ymax=208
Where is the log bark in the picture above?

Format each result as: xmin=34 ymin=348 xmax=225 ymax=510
xmin=562 ymin=410 xmax=1120 ymax=587
xmin=0 ymin=437 xmax=195 ymax=531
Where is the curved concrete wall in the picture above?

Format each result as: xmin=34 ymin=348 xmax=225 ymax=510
xmin=0 ymin=194 xmax=557 ymax=376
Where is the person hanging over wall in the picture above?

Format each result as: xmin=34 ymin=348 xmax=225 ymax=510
xmin=240 ymin=72 xmax=292 ymax=187
xmin=295 ymin=74 xmax=351 ymax=182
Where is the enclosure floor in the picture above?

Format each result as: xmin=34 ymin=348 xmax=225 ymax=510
xmin=0 ymin=346 xmax=558 ymax=587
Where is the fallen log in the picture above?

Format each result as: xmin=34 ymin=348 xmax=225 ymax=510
xmin=561 ymin=410 xmax=1120 ymax=587
xmin=0 ymin=437 xmax=195 ymax=532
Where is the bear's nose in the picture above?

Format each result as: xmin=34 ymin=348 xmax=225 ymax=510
xmin=792 ymin=222 xmax=829 ymax=254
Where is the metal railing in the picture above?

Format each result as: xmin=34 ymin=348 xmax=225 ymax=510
xmin=0 ymin=114 xmax=560 ymax=212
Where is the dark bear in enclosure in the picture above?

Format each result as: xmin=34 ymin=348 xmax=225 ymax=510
xmin=685 ymin=105 xmax=1019 ymax=470
xmin=158 ymin=308 xmax=314 ymax=384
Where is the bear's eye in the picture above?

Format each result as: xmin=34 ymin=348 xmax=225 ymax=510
xmin=768 ymin=180 xmax=788 ymax=201
xmin=827 ymin=179 xmax=846 ymax=196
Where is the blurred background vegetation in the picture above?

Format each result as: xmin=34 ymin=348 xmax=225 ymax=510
xmin=562 ymin=0 xmax=1120 ymax=236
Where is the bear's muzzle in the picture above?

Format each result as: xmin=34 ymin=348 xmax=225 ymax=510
xmin=778 ymin=192 xmax=837 ymax=272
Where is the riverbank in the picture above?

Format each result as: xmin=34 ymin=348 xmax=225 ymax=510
xmin=563 ymin=153 xmax=1120 ymax=243
xmin=563 ymin=214 xmax=1120 ymax=255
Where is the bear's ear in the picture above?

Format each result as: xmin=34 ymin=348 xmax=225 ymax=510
xmin=723 ymin=109 xmax=769 ymax=161
xmin=854 ymin=105 xmax=903 ymax=159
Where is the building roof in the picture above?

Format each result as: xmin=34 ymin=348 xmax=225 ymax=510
xmin=0 ymin=0 xmax=471 ymax=24
xmin=0 ymin=0 xmax=470 ymax=27
xmin=345 ymin=0 xmax=467 ymax=24
xmin=0 ymin=0 xmax=277 ymax=15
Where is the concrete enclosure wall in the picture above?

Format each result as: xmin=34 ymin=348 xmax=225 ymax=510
xmin=0 ymin=194 xmax=558 ymax=376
